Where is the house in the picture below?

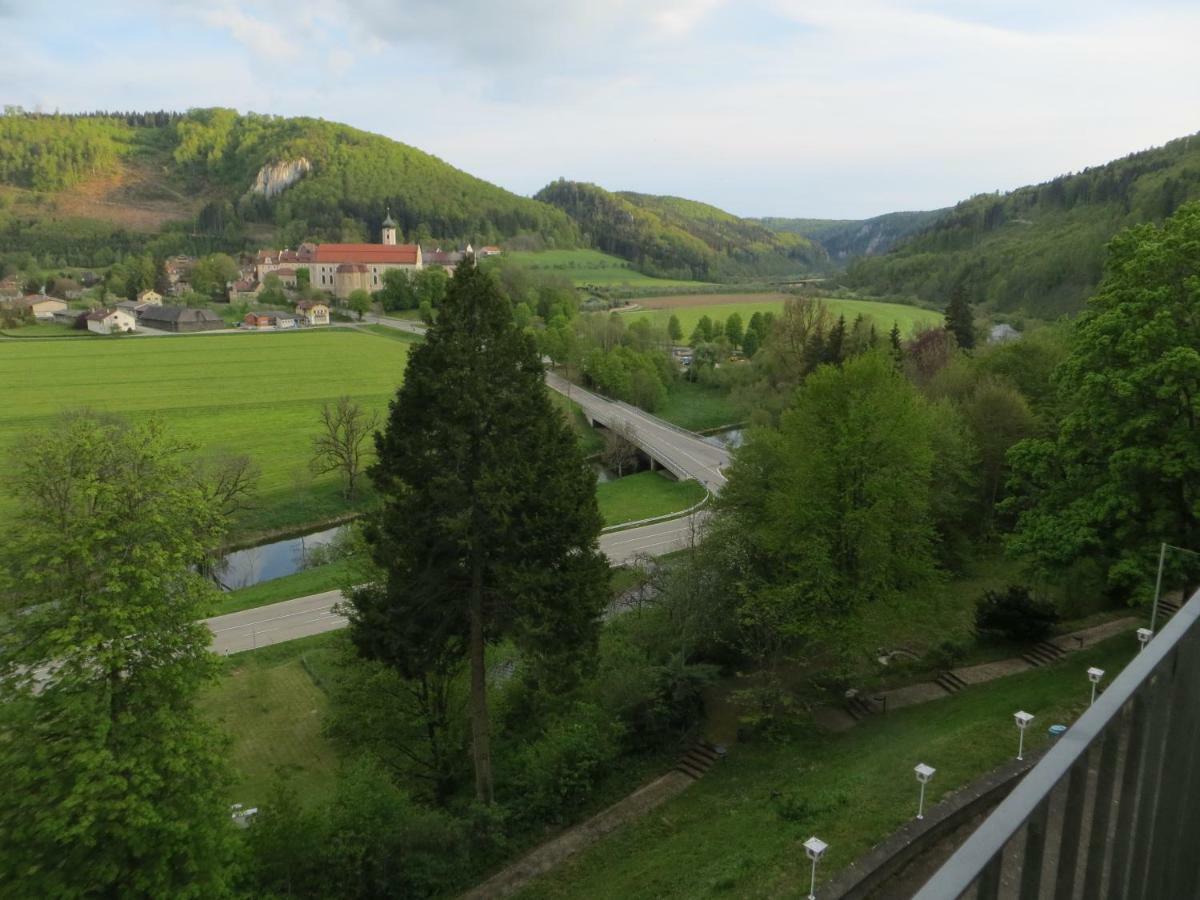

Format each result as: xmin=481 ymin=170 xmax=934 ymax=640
xmin=478 ymin=246 xmax=503 ymax=258
xmin=243 ymin=312 xmax=273 ymax=329
xmin=6 ymin=294 xmax=68 ymax=320
xmin=272 ymin=267 xmax=299 ymax=289
xmin=0 ymin=275 xmax=23 ymax=298
xmin=84 ymin=308 xmax=136 ymax=335
xmin=163 ymin=255 xmax=195 ymax=287
xmin=296 ymin=300 xmax=330 ymax=326
xmin=229 ymin=279 xmax=262 ymax=302
xmin=423 ymin=246 xmax=468 ymax=272
xmin=54 ymin=309 xmax=87 ymax=328
xmin=989 ymin=324 xmax=1022 ymax=344
xmin=243 ymin=311 xmax=296 ymax=330
xmin=116 ymin=300 xmax=156 ymax=318
xmin=138 ymin=306 xmax=225 ymax=333
xmin=137 ymin=289 xmax=164 ymax=306
xmin=255 ymin=214 xmax=422 ymax=300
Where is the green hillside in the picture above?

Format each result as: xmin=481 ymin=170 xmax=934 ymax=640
xmin=843 ymin=131 xmax=1200 ymax=316
xmin=758 ymin=209 xmax=945 ymax=261
xmin=0 ymin=109 xmax=578 ymax=268
xmin=534 ymin=179 xmax=827 ymax=282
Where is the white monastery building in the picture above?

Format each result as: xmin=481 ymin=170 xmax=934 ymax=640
xmin=255 ymin=213 xmax=422 ymax=300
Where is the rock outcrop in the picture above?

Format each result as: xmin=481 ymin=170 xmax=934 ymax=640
xmin=249 ymin=158 xmax=312 ymax=199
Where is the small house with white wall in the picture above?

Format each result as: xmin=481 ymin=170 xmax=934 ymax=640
xmin=84 ymin=308 xmax=136 ymax=335
xmin=296 ymin=300 xmax=330 ymax=326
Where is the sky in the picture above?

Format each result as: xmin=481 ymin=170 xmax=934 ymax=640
xmin=1 ymin=1 xmax=1198 ymax=218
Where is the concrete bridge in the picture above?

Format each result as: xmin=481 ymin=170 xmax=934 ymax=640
xmin=544 ymin=372 xmax=730 ymax=492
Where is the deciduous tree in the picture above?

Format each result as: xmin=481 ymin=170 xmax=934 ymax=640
xmin=0 ymin=412 xmax=236 ymax=897
xmin=1006 ymin=203 xmax=1200 ymax=597
xmin=311 ymin=396 xmax=379 ymax=499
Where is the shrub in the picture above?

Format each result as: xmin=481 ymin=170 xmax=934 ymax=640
xmin=506 ymin=703 xmax=625 ymax=827
xmin=974 ymin=585 xmax=1059 ymax=643
xmin=926 ymin=639 xmax=969 ymax=672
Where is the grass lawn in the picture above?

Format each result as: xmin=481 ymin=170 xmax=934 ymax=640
xmin=200 ymin=632 xmax=343 ymax=810
xmin=0 ymin=329 xmax=411 ymax=540
xmin=1 ymin=321 xmax=95 ymax=338
xmin=596 ymin=472 xmax=707 ymax=527
xmin=501 ymin=249 xmax=710 ymax=290
xmin=657 ymin=380 xmax=742 ymax=431
xmin=517 ymin=634 xmax=1137 ymax=900
xmin=624 ymin=293 xmax=942 ymax=343
xmin=208 ymin=558 xmax=355 ymax=616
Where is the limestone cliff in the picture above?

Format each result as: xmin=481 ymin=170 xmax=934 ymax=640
xmin=249 ymin=158 xmax=312 ymax=199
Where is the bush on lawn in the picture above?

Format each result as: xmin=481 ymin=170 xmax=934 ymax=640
xmin=975 ymin=585 xmax=1060 ymax=643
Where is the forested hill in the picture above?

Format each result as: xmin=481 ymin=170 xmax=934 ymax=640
xmin=843 ymin=132 xmax=1200 ymax=317
xmin=535 ymin=179 xmax=827 ymax=281
xmin=0 ymin=109 xmax=578 ymax=266
xmin=757 ymin=209 xmax=945 ymax=260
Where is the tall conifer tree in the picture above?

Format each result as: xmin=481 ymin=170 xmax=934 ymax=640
xmin=944 ymin=284 xmax=976 ymax=349
xmin=349 ymin=259 xmax=608 ymax=804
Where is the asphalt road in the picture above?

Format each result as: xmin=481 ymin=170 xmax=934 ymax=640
xmin=544 ymin=372 xmax=730 ymax=491
xmin=206 ymin=513 xmax=709 ymax=654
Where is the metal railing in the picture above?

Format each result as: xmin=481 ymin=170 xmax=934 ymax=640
xmin=914 ymin=586 xmax=1200 ymax=900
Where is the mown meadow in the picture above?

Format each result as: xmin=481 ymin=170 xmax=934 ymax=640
xmin=0 ymin=328 xmax=413 ymax=539
xmin=501 ymin=249 xmax=710 ymax=289
xmin=623 ymin=292 xmax=943 ymax=341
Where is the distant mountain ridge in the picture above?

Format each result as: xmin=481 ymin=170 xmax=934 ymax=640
xmin=756 ymin=210 xmax=946 ymax=260
xmin=841 ymin=132 xmax=1200 ymax=316
xmin=0 ymin=108 xmax=578 ymax=267
xmin=535 ymin=179 xmax=827 ymax=281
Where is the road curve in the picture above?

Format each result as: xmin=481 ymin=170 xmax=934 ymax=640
xmin=544 ymin=372 xmax=730 ymax=491
xmin=206 ymin=322 xmax=731 ymax=655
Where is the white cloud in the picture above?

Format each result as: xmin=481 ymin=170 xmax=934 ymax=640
xmin=193 ymin=3 xmax=301 ymax=62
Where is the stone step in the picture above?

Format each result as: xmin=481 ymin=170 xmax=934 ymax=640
xmin=1158 ymin=597 xmax=1182 ymax=619
xmin=673 ymin=740 xmax=724 ymax=780
xmin=846 ymin=695 xmax=881 ymax=721
xmin=1021 ymin=641 xmax=1065 ymax=668
xmin=935 ymin=671 xmax=968 ymax=694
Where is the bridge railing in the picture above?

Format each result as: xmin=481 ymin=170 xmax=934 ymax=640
xmin=914 ymin=585 xmax=1200 ymax=900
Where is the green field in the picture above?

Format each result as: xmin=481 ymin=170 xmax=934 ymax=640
xmin=657 ymin=381 xmax=742 ymax=431
xmin=501 ymin=249 xmax=709 ymax=290
xmin=517 ymin=634 xmax=1137 ymax=900
xmin=596 ymin=472 xmax=707 ymax=526
xmin=623 ymin=294 xmax=942 ymax=344
xmin=0 ymin=329 xmax=411 ymax=539
xmin=200 ymin=633 xmax=342 ymax=809
xmin=1 ymin=321 xmax=95 ymax=338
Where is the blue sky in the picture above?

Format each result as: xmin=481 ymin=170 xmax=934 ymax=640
xmin=2 ymin=1 xmax=1198 ymax=218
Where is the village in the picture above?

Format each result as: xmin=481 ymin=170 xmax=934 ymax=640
xmin=0 ymin=214 xmax=502 ymax=336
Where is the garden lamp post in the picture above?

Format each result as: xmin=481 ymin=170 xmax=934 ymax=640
xmin=1087 ymin=667 xmax=1105 ymax=706
xmin=1137 ymin=627 xmax=1152 ymax=653
xmin=914 ymin=763 xmax=936 ymax=820
xmin=803 ymin=836 xmax=827 ymax=900
xmin=1014 ymin=711 xmax=1034 ymax=761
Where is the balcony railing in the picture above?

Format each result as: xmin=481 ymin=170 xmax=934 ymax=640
xmin=914 ymin=586 xmax=1200 ymax=899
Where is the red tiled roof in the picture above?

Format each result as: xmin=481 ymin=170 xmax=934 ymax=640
xmin=313 ymin=243 xmax=420 ymax=265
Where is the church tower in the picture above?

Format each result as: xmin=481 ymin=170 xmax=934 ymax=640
xmin=381 ymin=209 xmax=397 ymax=246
